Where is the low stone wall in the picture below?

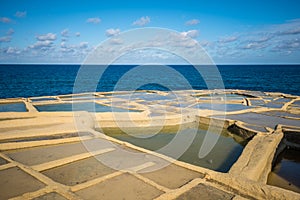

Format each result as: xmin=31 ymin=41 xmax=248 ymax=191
xmin=197 ymin=116 xmax=233 ymax=129
xmin=229 ymin=129 xmax=284 ymax=183
xmin=0 ymin=89 xmax=300 ymax=199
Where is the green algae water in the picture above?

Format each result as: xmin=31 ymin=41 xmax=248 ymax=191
xmin=103 ymin=123 xmax=247 ymax=172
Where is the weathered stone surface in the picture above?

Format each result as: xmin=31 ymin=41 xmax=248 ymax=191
xmin=0 ymin=157 xmax=7 ymax=165
xmin=176 ymin=183 xmax=234 ymax=200
xmin=33 ymin=192 xmax=67 ymax=200
xmin=75 ymin=173 xmax=163 ymax=200
xmin=42 ymin=157 xmax=116 ymax=186
xmin=143 ymin=164 xmax=204 ymax=189
xmin=0 ymin=167 xmax=45 ymax=199
xmin=229 ymin=131 xmax=284 ymax=182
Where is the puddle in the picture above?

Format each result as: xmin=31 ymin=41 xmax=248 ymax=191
xmin=249 ymin=99 xmax=265 ymax=106
xmin=104 ymin=124 xmax=247 ymax=172
xmin=257 ymin=97 xmax=291 ymax=108
xmin=197 ymin=93 xmax=245 ymax=101
xmin=268 ymin=149 xmax=300 ymax=193
xmin=216 ymin=112 xmax=300 ymax=128
xmin=293 ymin=100 xmax=300 ymax=106
xmin=260 ymin=111 xmax=300 ymax=119
xmin=34 ymin=102 xmax=141 ymax=112
xmin=293 ymin=104 xmax=300 ymax=107
xmin=263 ymin=102 xmax=284 ymax=108
xmin=111 ymin=92 xmax=176 ymax=101
xmin=242 ymin=124 xmax=268 ymax=133
xmin=170 ymin=102 xmax=195 ymax=108
xmin=62 ymin=97 xmax=100 ymax=101
xmin=289 ymin=105 xmax=300 ymax=109
xmin=273 ymin=98 xmax=291 ymax=103
xmin=0 ymin=102 xmax=27 ymax=112
xmin=193 ymin=103 xmax=252 ymax=112
xmin=30 ymin=97 xmax=57 ymax=102
xmin=239 ymin=91 xmax=266 ymax=97
xmin=59 ymin=94 xmax=95 ymax=99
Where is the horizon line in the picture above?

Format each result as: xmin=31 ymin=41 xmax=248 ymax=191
xmin=1 ymin=63 xmax=300 ymax=65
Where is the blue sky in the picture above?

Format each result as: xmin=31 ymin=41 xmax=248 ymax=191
xmin=0 ymin=0 xmax=300 ymax=64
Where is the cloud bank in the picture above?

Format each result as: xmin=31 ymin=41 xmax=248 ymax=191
xmin=133 ymin=16 xmax=150 ymax=26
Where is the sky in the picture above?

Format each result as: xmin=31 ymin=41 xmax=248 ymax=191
xmin=0 ymin=0 xmax=300 ymax=64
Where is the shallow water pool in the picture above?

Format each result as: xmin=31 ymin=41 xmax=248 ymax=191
xmin=35 ymin=102 xmax=141 ymax=112
xmin=197 ymin=93 xmax=246 ymax=100
xmin=0 ymin=102 xmax=27 ymax=112
xmin=193 ymin=103 xmax=252 ymax=112
xmin=216 ymin=112 xmax=300 ymax=129
xmin=268 ymin=149 xmax=300 ymax=193
xmin=104 ymin=124 xmax=247 ymax=172
xmin=30 ymin=97 xmax=57 ymax=102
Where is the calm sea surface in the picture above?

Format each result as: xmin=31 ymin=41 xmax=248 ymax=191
xmin=0 ymin=65 xmax=299 ymax=98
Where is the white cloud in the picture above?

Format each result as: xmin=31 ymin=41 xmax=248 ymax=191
xmin=105 ymin=28 xmax=120 ymax=37
xmin=61 ymin=47 xmax=74 ymax=53
xmin=132 ymin=16 xmax=150 ymax=26
xmin=60 ymin=42 xmax=66 ymax=48
xmin=185 ymin=19 xmax=200 ymax=25
xmin=15 ymin=11 xmax=27 ymax=18
xmin=218 ymin=36 xmax=239 ymax=43
xmin=240 ymin=42 xmax=267 ymax=50
xmin=86 ymin=17 xmax=101 ymax=24
xmin=247 ymin=36 xmax=272 ymax=43
xmin=0 ymin=36 xmax=11 ymax=42
xmin=109 ymin=38 xmax=123 ymax=45
xmin=6 ymin=47 xmax=20 ymax=54
xmin=60 ymin=42 xmax=74 ymax=53
xmin=181 ymin=30 xmax=199 ymax=38
xmin=61 ymin=29 xmax=69 ymax=37
xmin=59 ymin=41 xmax=89 ymax=54
xmin=36 ymin=33 xmax=57 ymax=41
xmin=165 ymin=32 xmax=198 ymax=48
xmin=199 ymin=40 xmax=211 ymax=47
xmin=0 ymin=17 xmax=11 ymax=23
xmin=214 ymin=19 xmax=300 ymax=55
xmin=79 ymin=42 xmax=88 ymax=49
xmin=4 ymin=17 xmax=300 ymax=64
xmin=113 ymin=49 xmax=186 ymax=64
xmin=29 ymin=40 xmax=53 ymax=49
xmin=273 ymin=38 xmax=300 ymax=52
xmin=279 ymin=27 xmax=300 ymax=35
xmin=7 ymin=28 xmax=14 ymax=35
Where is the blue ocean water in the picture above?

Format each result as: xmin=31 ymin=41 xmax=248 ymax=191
xmin=0 ymin=65 xmax=299 ymax=98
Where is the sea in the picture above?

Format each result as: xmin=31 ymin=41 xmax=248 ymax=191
xmin=0 ymin=64 xmax=299 ymax=98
